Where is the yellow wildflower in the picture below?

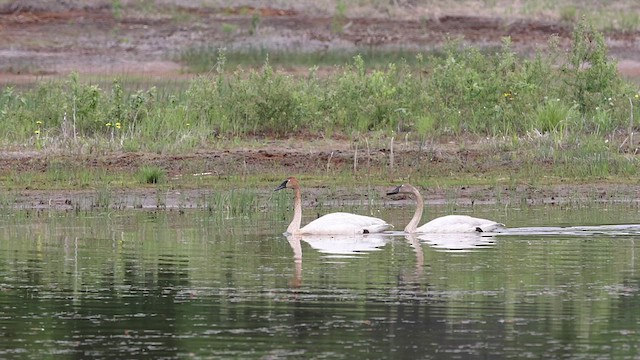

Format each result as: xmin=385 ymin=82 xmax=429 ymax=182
xmin=115 ymin=122 xmax=121 ymax=129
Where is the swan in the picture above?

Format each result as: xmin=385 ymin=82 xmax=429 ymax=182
xmin=275 ymin=177 xmax=393 ymax=235
xmin=387 ymin=184 xmax=505 ymax=233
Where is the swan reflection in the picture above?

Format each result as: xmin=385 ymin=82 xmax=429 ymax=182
xmin=285 ymin=234 xmax=390 ymax=288
xmin=414 ymin=232 xmax=497 ymax=252
xmin=405 ymin=234 xmax=425 ymax=280
xmin=286 ymin=235 xmax=303 ymax=288
xmin=287 ymin=233 xmax=390 ymax=258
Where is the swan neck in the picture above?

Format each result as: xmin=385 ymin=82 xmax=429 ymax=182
xmin=405 ymin=186 xmax=424 ymax=233
xmin=288 ymin=187 xmax=303 ymax=234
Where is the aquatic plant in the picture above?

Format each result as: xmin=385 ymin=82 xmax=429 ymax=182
xmin=202 ymin=190 xmax=260 ymax=218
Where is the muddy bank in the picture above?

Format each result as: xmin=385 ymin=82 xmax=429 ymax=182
xmin=4 ymin=139 xmax=640 ymax=210
xmin=9 ymin=181 xmax=640 ymax=211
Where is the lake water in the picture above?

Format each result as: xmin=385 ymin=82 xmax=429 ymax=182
xmin=0 ymin=203 xmax=639 ymax=359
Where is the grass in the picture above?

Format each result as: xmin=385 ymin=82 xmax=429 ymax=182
xmin=0 ymin=149 xmax=638 ymax=214
xmin=4 ymin=19 xmax=636 ymax=144
xmin=1 ymin=19 xmax=640 ymax=191
xmin=137 ymin=166 xmax=166 ymax=184
xmin=5 ymin=134 xmax=639 ymax=189
xmin=0 ymin=2 xmax=639 ymax=214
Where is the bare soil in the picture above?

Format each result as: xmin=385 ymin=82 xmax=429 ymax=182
xmin=1 ymin=1 xmax=640 ymax=209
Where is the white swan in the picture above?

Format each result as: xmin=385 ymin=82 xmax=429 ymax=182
xmin=275 ymin=177 xmax=393 ymax=235
xmin=387 ymin=184 xmax=505 ymax=233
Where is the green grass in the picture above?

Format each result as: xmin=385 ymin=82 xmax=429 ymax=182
xmin=137 ymin=166 xmax=166 ymax=184
xmin=1 ymin=19 xmax=639 ymax=187
xmin=4 ymin=19 xmax=635 ymax=146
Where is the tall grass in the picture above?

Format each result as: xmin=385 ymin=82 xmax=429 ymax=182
xmin=137 ymin=166 xmax=166 ymax=184
xmin=0 ymin=19 xmax=637 ymax=152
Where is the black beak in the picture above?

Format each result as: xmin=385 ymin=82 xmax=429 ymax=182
xmin=386 ymin=185 xmax=401 ymax=196
xmin=274 ymin=179 xmax=288 ymax=191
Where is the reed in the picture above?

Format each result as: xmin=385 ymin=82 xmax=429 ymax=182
xmin=201 ymin=190 xmax=260 ymax=218
xmin=137 ymin=166 xmax=166 ymax=185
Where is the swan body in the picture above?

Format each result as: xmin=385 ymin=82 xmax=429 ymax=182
xmin=387 ymin=184 xmax=505 ymax=234
xmin=275 ymin=177 xmax=393 ymax=235
xmin=291 ymin=212 xmax=392 ymax=235
xmin=416 ymin=214 xmax=504 ymax=233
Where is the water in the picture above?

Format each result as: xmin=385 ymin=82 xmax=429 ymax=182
xmin=0 ymin=205 xmax=639 ymax=359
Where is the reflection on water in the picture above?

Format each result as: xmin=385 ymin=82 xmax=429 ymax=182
xmin=289 ymin=233 xmax=390 ymax=257
xmin=0 ymin=206 xmax=639 ymax=359
xmin=504 ymin=224 xmax=640 ymax=236
xmin=285 ymin=235 xmax=303 ymax=288
xmin=412 ymin=232 xmax=497 ymax=252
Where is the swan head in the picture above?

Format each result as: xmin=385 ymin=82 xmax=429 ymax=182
xmin=386 ymin=185 xmax=402 ymax=195
xmin=274 ymin=177 xmax=300 ymax=191
xmin=387 ymin=184 xmax=413 ymax=196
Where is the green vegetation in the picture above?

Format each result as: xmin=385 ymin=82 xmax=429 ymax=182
xmin=332 ymin=0 xmax=348 ymax=33
xmin=137 ymin=165 xmax=166 ymax=184
xmin=3 ymin=20 xmax=636 ymax=141
xmin=111 ymin=0 xmax=122 ymax=21
xmin=1 ymin=19 xmax=640 ymax=188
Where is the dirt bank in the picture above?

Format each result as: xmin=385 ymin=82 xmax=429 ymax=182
xmin=3 ymin=138 xmax=640 ymax=210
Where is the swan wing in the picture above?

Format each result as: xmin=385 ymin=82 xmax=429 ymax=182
xmin=299 ymin=212 xmax=393 ymax=235
xmin=416 ymin=215 xmax=505 ymax=233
